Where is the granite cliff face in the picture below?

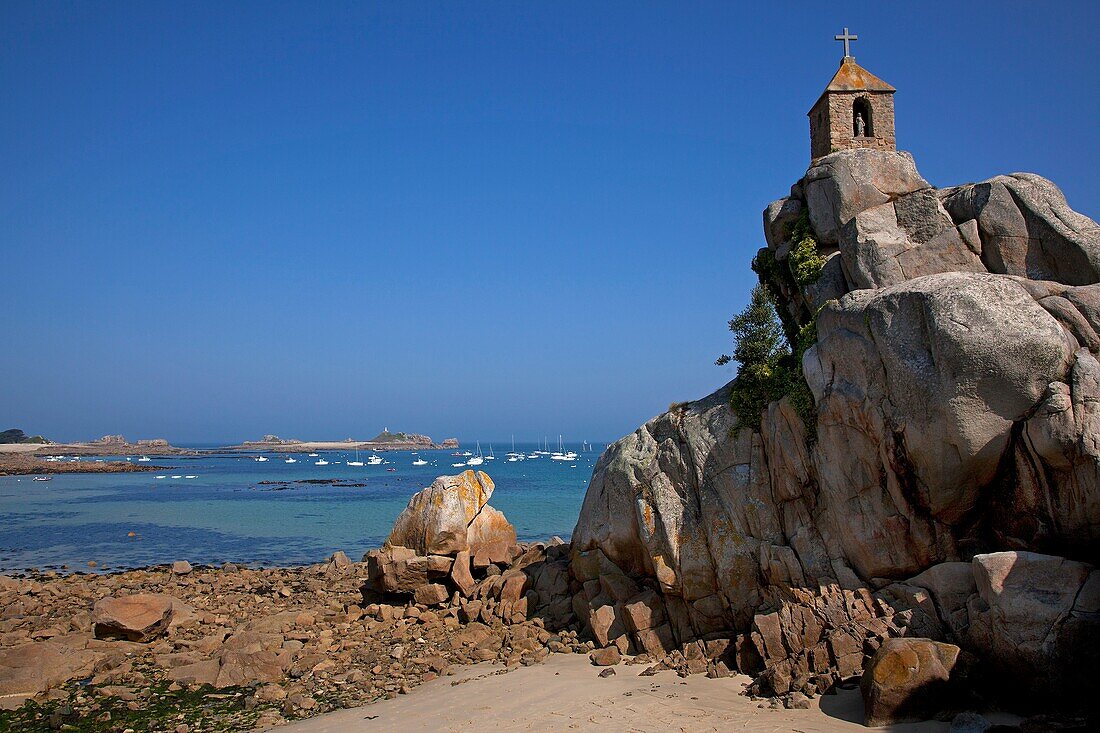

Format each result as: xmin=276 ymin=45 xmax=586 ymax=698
xmin=570 ymin=149 xmax=1100 ymax=708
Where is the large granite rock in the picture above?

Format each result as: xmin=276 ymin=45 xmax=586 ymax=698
xmin=363 ymin=472 xmax=530 ymax=607
xmin=569 ymin=148 xmax=1100 ymax=710
xmin=861 ymin=638 xmax=965 ymax=727
xmin=941 ymin=173 xmax=1100 ymax=284
xmin=92 ymin=593 xmax=181 ymax=642
xmin=965 ymin=551 xmax=1100 ymax=699
xmin=386 ymin=470 xmax=517 ymax=557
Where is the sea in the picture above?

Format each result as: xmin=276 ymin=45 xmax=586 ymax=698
xmin=0 ymin=442 xmax=601 ymax=573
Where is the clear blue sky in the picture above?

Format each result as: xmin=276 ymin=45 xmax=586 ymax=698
xmin=3 ymin=2 xmax=1098 ymax=444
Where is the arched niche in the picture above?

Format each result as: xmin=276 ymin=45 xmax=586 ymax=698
xmin=853 ymin=97 xmax=873 ymax=137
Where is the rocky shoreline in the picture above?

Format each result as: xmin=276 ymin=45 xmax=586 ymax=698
xmin=3 ymin=465 xmax=1093 ymax=732
xmin=0 ymin=455 xmax=169 ymax=476
xmin=0 ymin=472 xmax=582 ymax=732
xmin=0 ymin=552 xmax=584 ymax=731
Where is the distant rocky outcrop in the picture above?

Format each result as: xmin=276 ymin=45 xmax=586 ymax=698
xmin=369 ymin=430 xmax=435 ymax=446
xmin=0 ymin=429 xmax=49 ymax=445
xmin=258 ymin=434 xmax=301 ymax=444
xmin=569 ymin=148 xmax=1100 ymax=717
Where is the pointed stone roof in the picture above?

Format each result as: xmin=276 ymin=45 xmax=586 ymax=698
xmin=825 ymin=57 xmax=896 ymax=92
xmin=810 ymin=57 xmax=895 ymax=113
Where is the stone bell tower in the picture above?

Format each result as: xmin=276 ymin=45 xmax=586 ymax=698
xmin=809 ymin=28 xmax=896 ymax=160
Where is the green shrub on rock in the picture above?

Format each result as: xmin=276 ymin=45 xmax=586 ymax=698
xmin=788 ymin=212 xmax=826 ymax=287
xmin=719 ymin=286 xmax=819 ymax=432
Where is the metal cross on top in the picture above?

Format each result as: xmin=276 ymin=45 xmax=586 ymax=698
xmin=835 ymin=27 xmax=858 ymax=58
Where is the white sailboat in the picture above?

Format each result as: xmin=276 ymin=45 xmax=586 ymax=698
xmin=551 ymin=435 xmax=578 ymax=461
xmin=485 ymin=444 xmax=495 ymax=460
xmin=347 ymin=447 xmax=364 ymax=467
xmin=467 ymin=442 xmax=484 ymax=466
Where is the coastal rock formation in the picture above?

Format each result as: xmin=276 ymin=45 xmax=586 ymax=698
xmin=0 ymin=552 xmax=593 ymax=728
xmin=569 ymin=148 xmax=1100 ymax=714
xmin=385 ymin=470 xmax=517 ymax=558
xmin=362 ymin=472 xmax=574 ymax=631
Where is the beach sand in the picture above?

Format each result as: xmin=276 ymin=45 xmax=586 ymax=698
xmin=0 ymin=444 xmax=45 ymax=454
xmin=274 ymin=653 xmax=1016 ymax=733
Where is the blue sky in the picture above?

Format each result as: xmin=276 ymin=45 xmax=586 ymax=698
xmin=2 ymin=2 xmax=1098 ymax=444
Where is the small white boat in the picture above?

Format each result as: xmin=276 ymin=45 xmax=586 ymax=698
xmin=125 ymin=457 xmax=132 ymax=461
xmin=347 ymin=447 xmax=364 ymax=467
xmin=367 ymin=455 xmax=383 ymax=465
xmin=315 ymin=459 xmax=329 ymax=466
xmin=255 ymin=456 xmax=269 ymax=462
xmin=452 ymin=462 xmax=466 ymax=467
xmin=285 ymin=457 xmax=297 ymax=464
xmin=466 ymin=442 xmax=485 ymax=466
xmin=32 ymin=476 xmax=51 ymax=482
xmin=485 ymin=445 xmax=496 ymax=460
xmin=308 ymin=453 xmax=319 ymax=457
xmin=155 ymin=475 xmax=166 ymax=479
xmin=412 ymin=457 xmax=427 ymax=466
xmin=137 ymin=456 xmax=151 ymax=462
xmin=171 ymin=475 xmax=183 ymax=479
xmin=184 ymin=475 xmax=197 ymax=479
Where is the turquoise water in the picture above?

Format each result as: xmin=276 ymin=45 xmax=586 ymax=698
xmin=0 ymin=443 xmax=600 ymax=572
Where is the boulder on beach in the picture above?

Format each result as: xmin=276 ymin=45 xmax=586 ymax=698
xmin=860 ymin=638 xmax=965 ymax=727
xmin=92 ymin=593 xmax=180 ymax=642
xmin=386 ymin=470 xmax=517 ymax=557
xmin=364 ymin=470 xmax=524 ymax=602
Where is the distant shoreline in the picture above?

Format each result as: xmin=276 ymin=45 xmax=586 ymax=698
xmin=221 ymin=439 xmax=454 ymax=454
xmin=0 ymin=454 xmax=169 ymax=476
xmin=0 ymin=434 xmax=459 ymax=459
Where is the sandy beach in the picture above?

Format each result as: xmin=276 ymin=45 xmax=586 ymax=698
xmin=275 ymin=653 xmax=1019 ymax=733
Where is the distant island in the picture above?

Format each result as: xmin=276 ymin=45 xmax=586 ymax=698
xmin=0 ymin=428 xmax=457 ymax=475
xmin=228 ymin=430 xmax=459 ymax=453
